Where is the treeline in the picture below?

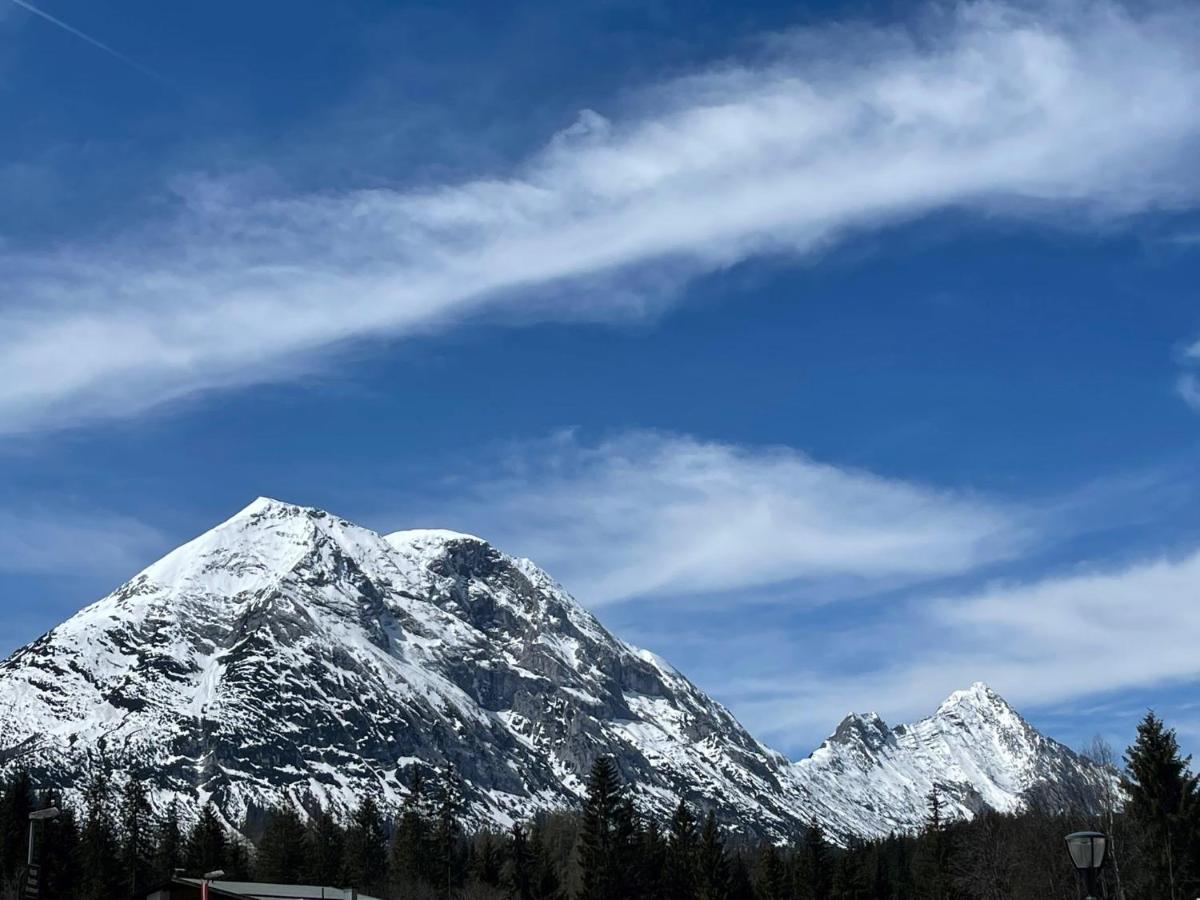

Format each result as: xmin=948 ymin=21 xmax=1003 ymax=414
xmin=1 ymin=711 xmax=1197 ymax=899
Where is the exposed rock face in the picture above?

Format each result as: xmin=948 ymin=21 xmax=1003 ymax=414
xmin=0 ymin=499 xmax=1112 ymax=841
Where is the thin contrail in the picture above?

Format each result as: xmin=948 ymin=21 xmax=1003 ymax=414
xmin=7 ymin=0 xmax=174 ymax=87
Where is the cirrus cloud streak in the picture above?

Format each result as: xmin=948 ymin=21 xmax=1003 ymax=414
xmin=3 ymin=0 xmax=1200 ymax=433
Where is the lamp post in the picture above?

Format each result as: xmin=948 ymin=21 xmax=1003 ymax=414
xmin=1065 ymin=831 xmax=1108 ymax=900
xmin=201 ymin=868 xmax=225 ymax=900
xmin=24 ymin=808 xmax=59 ymax=900
xmin=26 ymin=808 xmax=60 ymax=866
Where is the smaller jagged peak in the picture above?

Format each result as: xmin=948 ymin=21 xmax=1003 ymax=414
xmin=829 ymin=711 xmax=892 ymax=750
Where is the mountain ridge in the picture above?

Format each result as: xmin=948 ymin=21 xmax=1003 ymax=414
xmin=0 ymin=497 xmax=1112 ymax=842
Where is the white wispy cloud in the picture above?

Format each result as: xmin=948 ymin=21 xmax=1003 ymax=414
xmin=417 ymin=430 xmax=1026 ymax=605
xmin=1174 ymin=339 xmax=1200 ymax=410
xmin=2 ymin=0 xmax=1199 ymax=433
xmin=1178 ymin=373 xmax=1200 ymax=411
xmin=715 ymin=547 xmax=1200 ymax=750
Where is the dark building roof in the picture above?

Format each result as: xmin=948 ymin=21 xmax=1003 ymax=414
xmin=143 ymin=878 xmax=382 ymax=900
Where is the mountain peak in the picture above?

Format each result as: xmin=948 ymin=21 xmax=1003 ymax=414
xmin=0 ymin=498 xmax=811 ymax=842
xmin=936 ymin=682 xmax=1013 ymax=715
xmin=228 ymin=495 xmax=332 ymax=523
xmin=828 ymin=711 xmax=891 ymax=750
xmin=137 ymin=497 xmax=381 ymax=595
xmin=790 ymin=682 xmax=1111 ymax=841
xmin=237 ymin=495 xmax=301 ymax=513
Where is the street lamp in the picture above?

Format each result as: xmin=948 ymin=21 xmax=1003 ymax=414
xmin=26 ymin=807 xmax=60 ymax=866
xmin=1065 ymin=831 xmax=1108 ymax=900
xmin=201 ymin=869 xmax=226 ymax=900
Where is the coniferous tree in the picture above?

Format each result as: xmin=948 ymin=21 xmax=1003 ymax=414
xmin=117 ymin=776 xmax=154 ymax=896
xmin=343 ymin=794 xmax=389 ymax=893
xmin=390 ymin=767 xmax=430 ymax=889
xmin=1123 ymin=711 xmax=1200 ymax=899
xmin=472 ymin=829 xmax=505 ymax=886
xmin=153 ymin=796 xmax=182 ymax=882
xmin=38 ymin=801 xmax=79 ymax=900
xmin=665 ymin=800 xmax=699 ymax=900
xmin=830 ymin=838 xmax=869 ymax=900
xmin=224 ymin=832 xmax=254 ymax=880
xmin=756 ymin=842 xmax=788 ymax=900
xmin=256 ymin=802 xmax=308 ymax=883
xmin=504 ymin=821 xmax=534 ymax=900
xmin=185 ymin=802 xmax=227 ymax=876
xmin=727 ymin=850 xmax=756 ymax=900
xmin=914 ymin=786 xmax=953 ymax=900
xmin=529 ymin=816 xmax=565 ymax=900
xmin=577 ymin=757 xmax=624 ymax=900
xmin=78 ymin=772 xmax=121 ymax=900
xmin=697 ymin=810 xmax=730 ymax=900
xmin=0 ymin=770 xmax=32 ymax=881
xmin=638 ymin=818 xmax=668 ymax=900
xmin=613 ymin=796 xmax=643 ymax=897
xmin=796 ymin=819 xmax=832 ymax=900
xmin=431 ymin=767 xmax=463 ymax=899
xmin=303 ymin=807 xmax=345 ymax=887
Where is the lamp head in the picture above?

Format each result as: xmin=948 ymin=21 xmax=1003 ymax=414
xmin=1065 ymin=832 xmax=1108 ymax=871
xmin=28 ymin=808 xmax=60 ymax=821
xmin=203 ymin=869 xmax=226 ymax=880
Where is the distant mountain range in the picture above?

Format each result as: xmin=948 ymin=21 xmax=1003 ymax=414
xmin=0 ymin=498 xmax=1111 ymax=842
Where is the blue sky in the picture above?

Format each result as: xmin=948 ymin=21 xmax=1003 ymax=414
xmin=2 ymin=0 xmax=1200 ymax=760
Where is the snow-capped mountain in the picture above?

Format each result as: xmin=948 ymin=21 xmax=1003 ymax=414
xmin=0 ymin=499 xmax=1109 ymax=841
xmin=785 ymin=682 xmax=1114 ymax=841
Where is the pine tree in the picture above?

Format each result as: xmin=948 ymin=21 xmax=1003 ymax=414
xmin=638 ymin=818 xmax=668 ymax=900
xmin=697 ymin=811 xmax=730 ymax=900
xmin=472 ymin=829 xmax=505 ymax=886
xmin=39 ymin=801 xmax=79 ymax=900
xmin=117 ymin=777 xmax=154 ymax=896
xmin=913 ymin=787 xmax=952 ymax=900
xmin=224 ymin=832 xmax=253 ymax=880
xmin=796 ymin=819 xmax=832 ymax=900
xmin=756 ymin=843 xmax=787 ymax=900
xmin=831 ymin=839 xmax=869 ymax=900
xmin=256 ymin=802 xmax=308 ymax=883
xmin=390 ymin=767 xmax=430 ymax=889
xmin=0 ymin=770 xmax=33 ymax=881
xmin=577 ymin=756 xmax=624 ymax=900
xmin=78 ymin=771 xmax=121 ymax=900
xmin=504 ymin=821 xmax=534 ymax=900
xmin=153 ymin=796 xmax=182 ymax=882
xmin=343 ymin=794 xmax=389 ymax=893
xmin=727 ymin=851 xmax=756 ymax=900
xmin=666 ymin=799 xmax=699 ymax=900
xmin=613 ymin=796 xmax=643 ymax=897
xmin=303 ymin=807 xmax=345 ymax=887
xmin=529 ymin=816 xmax=565 ymax=900
xmin=184 ymin=802 xmax=227 ymax=875
xmin=1123 ymin=711 xmax=1200 ymax=899
xmin=430 ymin=767 xmax=463 ymax=899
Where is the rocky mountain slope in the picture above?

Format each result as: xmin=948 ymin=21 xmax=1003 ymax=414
xmin=0 ymin=499 xmax=1111 ymax=841
xmin=785 ymin=682 xmax=1113 ymax=840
